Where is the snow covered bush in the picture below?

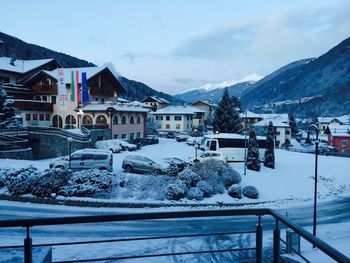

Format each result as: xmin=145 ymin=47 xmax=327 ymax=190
xmin=30 ymin=168 xmax=72 ymax=197
xmin=114 ymin=173 xmax=176 ymax=201
xmin=178 ymin=170 xmax=201 ymax=187
xmin=242 ymin=186 xmax=259 ymax=199
xmin=6 ymin=166 xmax=39 ymax=196
xmin=228 ymin=184 xmax=242 ymax=199
xmin=59 ymin=169 xmax=114 ymax=197
xmin=165 ymin=180 xmax=188 ymax=201
xmin=196 ymin=181 xmax=214 ymax=198
xmin=222 ymin=166 xmax=241 ymax=188
xmin=192 ymin=159 xmax=225 ymax=181
xmin=186 ymin=187 xmax=204 ymax=201
xmin=0 ymin=168 xmax=13 ymax=188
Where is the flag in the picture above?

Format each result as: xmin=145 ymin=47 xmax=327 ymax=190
xmin=76 ymin=70 xmax=81 ymax=104
xmin=82 ymin=72 xmax=89 ymax=103
xmin=57 ymin=68 xmax=67 ymax=110
xmin=70 ymin=71 xmax=75 ymax=102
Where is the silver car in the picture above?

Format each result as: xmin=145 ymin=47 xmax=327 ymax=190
xmin=49 ymin=149 xmax=113 ymax=172
xmin=122 ymin=155 xmax=164 ymax=174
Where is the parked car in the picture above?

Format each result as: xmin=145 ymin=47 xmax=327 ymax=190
xmin=49 ymin=149 xmax=113 ymax=171
xmin=166 ymin=132 xmax=175 ymax=139
xmin=95 ymin=140 xmax=122 ymax=153
xmin=125 ymin=139 xmax=142 ymax=150
xmin=190 ymin=151 xmax=227 ymax=163
xmin=111 ymin=139 xmax=137 ymax=151
xmin=186 ymin=136 xmax=202 ymax=146
xmin=122 ymin=155 xmax=164 ymax=174
xmin=163 ymin=157 xmax=188 ymax=172
xmin=176 ymin=134 xmax=190 ymax=142
xmin=318 ymin=146 xmax=339 ymax=155
xmin=145 ymin=135 xmax=159 ymax=144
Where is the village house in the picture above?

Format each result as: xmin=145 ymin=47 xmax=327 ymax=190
xmin=192 ymin=100 xmax=217 ymax=127
xmin=253 ymin=118 xmax=291 ymax=147
xmin=142 ymin=96 xmax=170 ymax=110
xmin=150 ymin=105 xmax=205 ymax=132
xmin=325 ymin=125 xmax=350 ymax=153
xmin=239 ymin=110 xmax=264 ymax=129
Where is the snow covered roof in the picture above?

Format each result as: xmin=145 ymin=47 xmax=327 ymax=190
xmin=317 ymin=117 xmax=342 ymax=123
xmin=81 ymin=102 xmax=149 ymax=113
xmin=326 ymin=125 xmax=350 ymax=137
xmin=0 ymin=57 xmax=54 ymax=74
xmin=240 ymin=111 xmax=263 ymax=118
xmin=192 ymin=100 xmax=218 ymax=107
xmin=259 ymin=113 xmax=289 ymax=122
xmin=117 ymin=97 xmax=130 ymax=103
xmin=253 ymin=119 xmax=290 ymax=128
xmin=42 ymin=66 xmax=112 ymax=84
xmin=129 ymin=100 xmax=152 ymax=108
xmin=142 ymin=96 xmax=170 ymax=104
xmin=150 ymin=105 xmax=205 ymax=115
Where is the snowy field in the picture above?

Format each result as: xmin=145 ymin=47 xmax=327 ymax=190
xmin=0 ymin=138 xmax=349 ymax=206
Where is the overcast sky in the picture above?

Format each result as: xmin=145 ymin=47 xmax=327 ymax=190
xmin=1 ymin=0 xmax=350 ymax=94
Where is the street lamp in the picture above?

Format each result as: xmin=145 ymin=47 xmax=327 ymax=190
xmin=76 ymin=109 xmax=84 ymax=129
xmin=106 ymin=106 xmax=116 ymax=139
xmin=67 ymin=137 xmax=73 ymax=169
xmin=243 ymin=110 xmax=248 ymax=175
xmin=307 ymin=124 xmax=319 ymax=238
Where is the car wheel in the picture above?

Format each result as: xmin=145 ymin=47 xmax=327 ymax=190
xmin=193 ymin=159 xmax=200 ymax=163
xmin=99 ymin=167 xmax=107 ymax=170
xmin=125 ymin=165 xmax=133 ymax=173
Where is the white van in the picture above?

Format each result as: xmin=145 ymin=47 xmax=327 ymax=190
xmin=49 ymin=149 xmax=113 ymax=171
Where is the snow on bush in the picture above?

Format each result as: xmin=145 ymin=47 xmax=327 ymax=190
xmin=59 ymin=169 xmax=114 ymax=197
xmin=6 ymin=166 xmax=39 ymax=196
xmin=186 ymin=187 xmax=204 ymax=201
xmin=114 ymin=173 xmax=176 ymax=201
xmin=242 ymin=186 xmax=259 ymax=199
xmin=178 ymin=170 xmax=201 ymax=187
xmin=0 ymin=168 xmax=13 ymax=188
xmin=31 ymin=168 xmax=72 ymax=197
xmin=191 ymin=159 xmax=225 ymax=181
xmin=165 ymin=180 xmax=188 ymax=201
xmin=222 ymin=167 xmax=242 ymax=188
xmin=196 ymin=181 xmax=214 ymax=198
xmin=228 ymin=184 xmax=242 ymax=199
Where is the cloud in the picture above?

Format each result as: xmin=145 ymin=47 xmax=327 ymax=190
xmin=119 ymin=51 xmax=161 ymax=63
xmin=173 ymin=77 xmax=195 ymax=85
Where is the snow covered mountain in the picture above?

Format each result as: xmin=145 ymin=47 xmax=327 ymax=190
xmin=175 ymin=74 xmax=263 ymax=103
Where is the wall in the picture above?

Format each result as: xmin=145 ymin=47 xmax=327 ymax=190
xmin=0 ymin=148 xmax=33 ymax=160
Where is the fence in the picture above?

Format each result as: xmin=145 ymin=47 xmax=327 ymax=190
xmin=0 ymin=135 xmax=29 ymax=151
xmin=28 ymin=126 xmax=91 ymax=142
xmin=0 ymin=209 xmax=348 ymax=263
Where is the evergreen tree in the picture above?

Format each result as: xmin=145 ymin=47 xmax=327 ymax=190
xmin=0 ymin=81 xmax=16 ymax=128
xmin=264 ymin=121 xmax=275 ymax=168
xmin=288 ymin=112 xmax=298 ymax=135
xmin=212 ymin=88 xmax=242 ymax=133
xmin=231 ymin=96 xmax=241 ymax=111
xmin=247 ymin=128 xmax=260 ymax=171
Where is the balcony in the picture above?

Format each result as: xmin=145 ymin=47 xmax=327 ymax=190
xmin=14 ymin=100 xmax=53 ymax=112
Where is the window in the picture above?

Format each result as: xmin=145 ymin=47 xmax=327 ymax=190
xmin=137 ymin=116 xmax=141 ymax=124
xmin=45 ymin=114 xmax=50 ymax=121
xmin=113 ymin=115 xmax=118 ymax=125
xmin=35 ymin=96 xmax=41 ymax=101
xmin=51 ymin=96 xmax=56 ymax=104
xmin=166 ymin=116 xmax=170 ymax=121
xmin=101 ymin=98 xmax=105 ymax=104
xmin=95 ymin=97 xmax=99 ymax=102
xmin=83 ymin=115 xmax=93 ymax=125
xmin=26 ymin=114 xmax=31 ymax=121
xmin=341 ymin=140 xmax=348 ymax=147
xmin=94 ymin=154 xmax=108 ymax=160
xmin=42 ymin=96 xmax=48 ymax=102
xmin=174 ymin=116 xmax=182 ymax=121
xmin=121 ymin=134 xmax=127 ymax=139
xmin=70 ymin=154 xmax=82 ymax=160
xmin=136 ymin=132 xmax=141 ymax=138
xmin=187 ymin=116 xmax=190 ymax=121
xmin=82 ymin=154 xmax=94 ymax=160
xmin=130 ymin=133 xmax=135 ymax=140
xmin=166 ymin=124 xmax=170 ymax=129
xmin=39 ymin=114 xmax=44 ymax=121
xmin=176 ymin=124 xmax=181 ymax=129
xmin=114 ymin=134 xmax=118 ymax=139
xmin=130 ymin=116 xmax=134 ymax=124
xmin=33 ymin=114 xmax=38 ymax=121
xmin=96 ymin=115 xmax=107 ymax=124
xmin=121 ymin=116 xmax=126 ymax=124
xmin=286 ymin=130 xmax=291 ymax=135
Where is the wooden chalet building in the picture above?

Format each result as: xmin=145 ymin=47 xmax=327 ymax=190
xmin=325 ymin=125 xmax=350 ymax=153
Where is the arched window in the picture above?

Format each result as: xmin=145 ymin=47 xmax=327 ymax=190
xmin=121 ymin=116 xmax=126 ymax=125
xmin=65 ymin=115 xmax=76 ymax=126
xmin=96 ymin=115 xmax=107 ymax=124
xmin=130 ymin=116 xmax=134 ymax=124
xmin=112 ymin=115 xmax=119 ymax=125
xmin=82 ymin=115 xmax=93 ymax=125
xmin=137 ymin=116 xmax=141 ymax=124
xmin=52 ymin=115 xmax=63 ymax=128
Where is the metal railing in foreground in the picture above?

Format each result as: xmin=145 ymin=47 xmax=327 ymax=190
xmin=0 ymin=209 xmax=348 ymax=263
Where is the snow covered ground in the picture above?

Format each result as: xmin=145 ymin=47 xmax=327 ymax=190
xmin=0 ymin=138 xmax=348 ymax=206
